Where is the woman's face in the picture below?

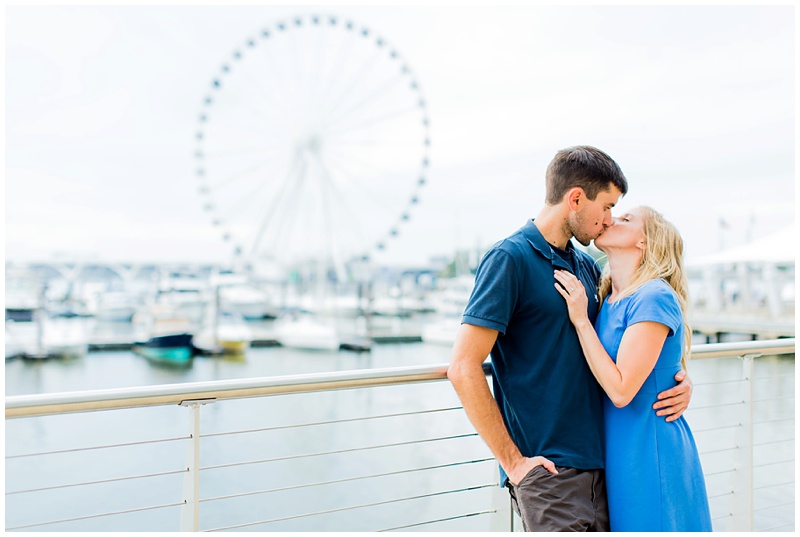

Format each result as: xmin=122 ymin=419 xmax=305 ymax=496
xmin=593 ymin=206 xmax=646 ymax=253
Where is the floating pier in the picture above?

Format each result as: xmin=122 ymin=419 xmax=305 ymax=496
xmin=692 ymin=312 xmax=795 ymax=342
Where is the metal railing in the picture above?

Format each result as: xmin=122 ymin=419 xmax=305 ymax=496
xmin=5 ymin=338 xmax=795 ymax=532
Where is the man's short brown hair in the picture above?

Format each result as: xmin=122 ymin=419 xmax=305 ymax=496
xmin=545 ymin=146 xmax=628 ymax=205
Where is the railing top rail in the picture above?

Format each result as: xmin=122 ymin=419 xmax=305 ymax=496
xmin=689 ymin=338 xmax=794 ymax=359
xmin=5 ymin=363 xmax=453 ymax=419
xmin=5 ymin=338 xmax=794 ymax=419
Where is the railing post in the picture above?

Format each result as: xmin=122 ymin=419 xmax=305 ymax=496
xmin=510 ymin=494 xmax=520 ymax=532
xmin=488 ymin=481 xmax=513 ymax=531
xmin=179 ymin=399 xmax=215 ymax=532
xmin=730 ymin=354 xmax=755 ymax=531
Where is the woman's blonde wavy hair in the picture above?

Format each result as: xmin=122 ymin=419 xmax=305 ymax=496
xmin=597 ymin=206 xmax=692 ymax=369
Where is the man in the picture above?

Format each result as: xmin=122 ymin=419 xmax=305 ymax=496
xmin=447 ymin=146 xmax=692 ymax=531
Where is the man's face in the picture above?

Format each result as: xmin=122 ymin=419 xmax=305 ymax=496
xmin=568 ymin=186 xmax=622 ymax=246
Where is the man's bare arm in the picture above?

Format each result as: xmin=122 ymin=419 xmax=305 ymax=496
xmin=654 ymin=370 xmax=693 ymax=422
xmin=447 ymin=323 xmax=557 ymax=484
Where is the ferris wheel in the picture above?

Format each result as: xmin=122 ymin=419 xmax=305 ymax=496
xmin=195 ymin=14 xmax=430 ymax=274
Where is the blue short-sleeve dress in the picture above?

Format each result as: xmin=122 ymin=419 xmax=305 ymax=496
xmin=596 ymin=279 xmax=712 ymax=531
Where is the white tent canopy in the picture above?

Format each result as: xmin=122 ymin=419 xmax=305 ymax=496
xmin=686 ymin=224 xmax=795 ymax=267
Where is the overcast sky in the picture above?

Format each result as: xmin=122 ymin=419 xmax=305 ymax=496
xmin=5 ymin=4 xmax=795 ymax=268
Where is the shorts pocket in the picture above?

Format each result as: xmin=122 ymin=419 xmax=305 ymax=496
xmin=517 ymin=464 xmax=548 ymax=486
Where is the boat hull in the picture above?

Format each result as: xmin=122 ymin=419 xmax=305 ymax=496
xmin=193 ymin=338 xmax=250 ymax=356
xmin=21 ymin=344 xmax=89 ymax=361
xmin=6 ymin=309 xmax=35 ymax=323
xmin=132 ymin=333 xmax=194 ymax=366
xmin=219 ymin=340 xmax=249 ymax=353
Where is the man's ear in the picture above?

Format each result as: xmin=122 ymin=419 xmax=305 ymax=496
xmin=566 ymin=187 xmax=583 ymax=210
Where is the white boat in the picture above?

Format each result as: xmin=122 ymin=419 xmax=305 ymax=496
xmin=219 ymin=284 xmax=279 ymax=320
xmin=153 ymin=271 xmax=210 ymax=324
xmin=22 ymin=316 xmax=92 ymax=360
xmin=298 ymin=294 xmax=365 ymax=318
xmin=421 ymin=317 xmax=461 ymax=346
xmin=274 ymin=315 xmax=340 ymax=351
xmin=90 ymin=291 xmax=139 ymax=322
xmin=193 ymin=311 xmax=253 ymax=355
xmin=5 ymin=268 xmax=40 ymax=322
xmin=5 ymin=319 xmax=35 ymax=359
xmin=370 ymin=295 xmax=434 ymax=317
xmin=208 ymin=269 xmax=249 ymax=288
xmin=426 ymin=275 xmax=475 ymax=317
xmin=132 ymin=303 xmax=195 ymax=340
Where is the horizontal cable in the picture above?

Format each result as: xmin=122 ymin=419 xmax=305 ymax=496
xmin=753 ymin=500 xmax=796 ymax=513
xmin=753 ymin=437 xmax=794 ymax=447
xmin=5 ymin=500 xmax=186 ymax=531
xmin=754 ymin=480 xmax=794 ymax=491
xmin=694 ymin=423 xmax=741 ymax=433
xmin=704 ymin=469 xmax=735 ymax=477
xmin=708 ymin=490 xmax=734 ymax=500
xmin=699 ymin=446 xmax=739 ymax=456
xmin=5 ymin=435 xmax=191 ymax=460
xmin=755 ymin=417 xmax=794 ymax=426
xmin=753 ymin=459 xmax=794 ymax=469
xmin=6 ymin=468 xmax=189 ymax=495
xmin=200 ymin=432 xmax=479 ymax=471
xmin=690 ymin=401 xmax=745 ymax=411
xmin=693 ymin=378 xmax=745 ymax=387
xmin=379 ymin=510 xmax=496 ymax=532
xmin=200 ymin=406 xmax=463 ymax=439
xmin=753 ymin=395 xmax=795 ymax=403
xmin=758 ymin=522 xmax=795 ymax=532
xmin=752 ymin=374 xmax=794 ymax=381
xmin=200 ymin=457 xmax=494 ymax=504
xmin=204 ymin=483 xmax=496 ymax=531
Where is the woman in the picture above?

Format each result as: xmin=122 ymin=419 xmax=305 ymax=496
xmin=553 ymin=206 xmax=712 ymax=532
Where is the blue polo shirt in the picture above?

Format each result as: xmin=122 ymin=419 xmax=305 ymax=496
xmin=462 ymin=219 xmax=606 ymax=482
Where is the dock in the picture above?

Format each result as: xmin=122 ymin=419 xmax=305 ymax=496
xmin=84 ymin=327 xmax=424 ymax=353
xmin=691 ymin=312 xmax=795 ymax=342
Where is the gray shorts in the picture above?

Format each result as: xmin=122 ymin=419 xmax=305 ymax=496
xmin=506 ymin=465 xmax=609 ymax=532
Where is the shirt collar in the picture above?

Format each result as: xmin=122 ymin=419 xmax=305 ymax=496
xmin=522 ymin=219 xmax=574 ymax=270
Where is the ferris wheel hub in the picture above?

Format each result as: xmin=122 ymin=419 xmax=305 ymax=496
xmin=301 ymin=134 xmax=323 ymax=155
